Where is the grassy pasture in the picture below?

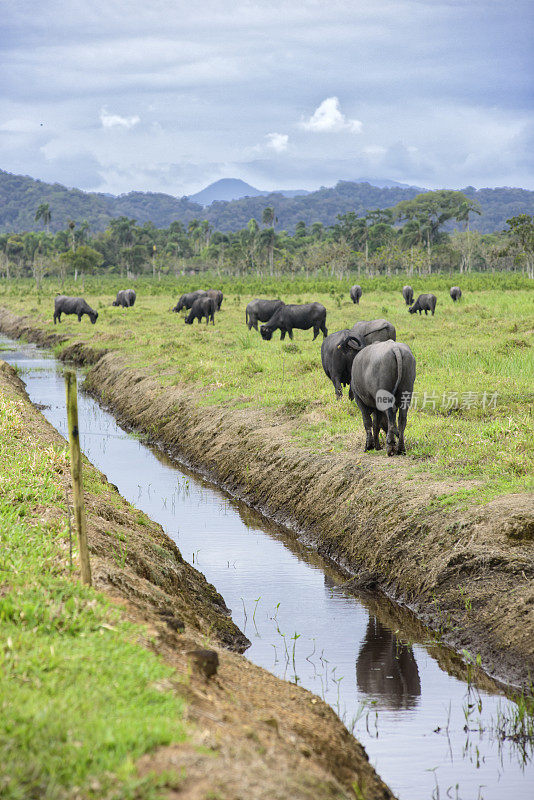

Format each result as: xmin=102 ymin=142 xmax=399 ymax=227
xmin=1 ymin=274 xmax=533 ymax=502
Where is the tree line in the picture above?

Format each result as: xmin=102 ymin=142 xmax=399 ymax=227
xmin=1 ymin=191 xmax=533 ymax=287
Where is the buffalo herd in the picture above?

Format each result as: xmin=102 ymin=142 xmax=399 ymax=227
xmin=53 ymin=282 xmax=462 ymax=456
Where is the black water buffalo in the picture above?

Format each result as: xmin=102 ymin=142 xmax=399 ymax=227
xmin=409 ymin=293 xmax=437 ymax=315
xmin=321 ymin=319 xmax=397 ymax=399
xmin=112 ymin=289 xmax=136 ymax=307
xmin=172 ymin=290 xmax=207 ymax=313
xmin=346 ymin=337 xmax=416 ymax=455
xmin=402 ymin=285 xmax=414 ymax=306
xmin=260 ymin=302 xmax=327 ymax=341
xmin=245 ymin=299 xmax=284 ymax=331
xmin=450 ymin=286 xmax=462 ymax=302
xmin=185 ymin=295 xmax=216 ymax=325
xmin=350 ymin=284 xmax=362 ymax=304
xmin=207 ymin=289 xmax=223 ymax=310
xmin=53 ymin=295 xmax=98 ymax=325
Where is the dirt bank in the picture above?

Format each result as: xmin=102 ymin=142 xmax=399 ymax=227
xmin=1 ymin=308 xmax=533 ymax=689
xmin=0 ymin=356 xmax=395 ymax=799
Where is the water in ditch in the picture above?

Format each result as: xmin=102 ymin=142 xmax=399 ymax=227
xmin=1 ymin=334 xmax=532 ymax=800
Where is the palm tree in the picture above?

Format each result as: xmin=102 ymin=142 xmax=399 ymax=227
xmin=35 ymin=203 xmax=51 ymax=234
xmin=262 ymin=206 xmax=276 ymax=230
xmin=456 ymin=199 xmax=481 ymax=272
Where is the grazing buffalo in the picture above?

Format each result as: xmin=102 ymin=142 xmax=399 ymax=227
xmin=54 ymin=295 xmax=98 ymax=325
xmin=207 ymin=289 xmax=223 ymax=310
xmin=322 ymin=319 xmax=396 ymax=399
xmin=172 ymin=290 xmax=207 ymax=313
xmin=245 ymin=299 xmax=284 ymax=331
xmin=402 ymin=285 xmax=414 ymax=306
xmin=112 ymin=289 xmax=136 ymax=307
xmin=345 ymin=337 xmax=416 ymax=455
xmin=409 ymin=293 xmax=437 ymax=315
xmin=260 ymin=302 xmax=328 ymax=341
xmin=450 ymin=286 xmax=462 ymax=302
xmin=185 ymin=295 xmax=216 ymax=325
xmin=350 ymin=284 xmax=362 ymax=304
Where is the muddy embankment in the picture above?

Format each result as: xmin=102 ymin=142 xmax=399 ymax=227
xmin=0 ymin=356 xmax=395 ymax=800
xmin=1 ymin=308 xmax=534 ymax=689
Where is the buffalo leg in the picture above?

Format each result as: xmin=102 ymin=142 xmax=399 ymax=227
xmin=385 ymin=408 xmax=399 ymax=456
xmin=333 ymin=379 xmax=343 ymax=399
xmin=320 ymin=321 xmax=328 ymax=337
xmin=287 ymin=329 xmax=294 ymax=340
xmin=355 ymin=396 xmax=374 ymax=451
xmin=372 ymin=411 xmax=382 ymax=450
xmin=312 ymin=326 xmax=319 ymax=340
xmin=280 ymin=330 xmax=286 ymax=340
xmin=396 ymin=406 xmax=408 ymax=454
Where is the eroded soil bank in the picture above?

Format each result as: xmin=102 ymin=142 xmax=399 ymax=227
xmin=0 ymin=358 xmax=395 ymax=800
xmin=1 ymin=308 xmax=533 ymax=689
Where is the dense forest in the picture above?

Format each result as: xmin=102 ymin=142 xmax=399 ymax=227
xmin=2 ymin=187 xmax=533 ymax=282
xmin=1 ymin=169 xmax=534 ymax=236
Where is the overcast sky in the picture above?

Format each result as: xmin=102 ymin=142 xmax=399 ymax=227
xmin=2 ymin=0 xmax=533 ymax=196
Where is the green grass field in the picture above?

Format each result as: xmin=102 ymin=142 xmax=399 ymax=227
xmin=1 ymin=274 xmax=533 ymax=501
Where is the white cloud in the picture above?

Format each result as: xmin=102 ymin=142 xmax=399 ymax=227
xmin=266 ymin=132 xmax=288 ymax=152
xmin=301 ymin=97 xmax=362 ymax=134
xmin=99 ymin=107 xmax=140 ymax=129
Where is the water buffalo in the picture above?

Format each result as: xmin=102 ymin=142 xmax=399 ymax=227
xmin=245 ymin=299 xmax=284 ymax=331
xmin=450 ymin=286 xmax=462 ymax=302
xmin=260 ymin=302 xmax=327 ymax=341
xmin=54 ymin=295 xmax=98 ymax=325
xmin=172 ymin=290 xmax=207 ymax=313
xmin=185 ymin=295 xmax=216 ymax=325
xmin=409 ymin=293 xmax=437 ymax=315
xmin=207 ymin=289 xmax=223 ymax=310
xmin=350 ymin=284 xmax=362 ymax=304
xmin=402 ymin=285 xmax=414 ymax=306
xmin=321 ymin=319 xmax=397 ymax=399
xmin=346 ymin=337 xmax=416 ymax=455
xmin=112 ymin=289 xmax=136 ymax=307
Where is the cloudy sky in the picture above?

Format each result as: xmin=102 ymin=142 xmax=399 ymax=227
xmin=2 ymin=0 xmax=533 ymax=196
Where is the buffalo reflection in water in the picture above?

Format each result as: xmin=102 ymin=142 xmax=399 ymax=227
xmin=356 ymin=617 xmax=421 ymax=710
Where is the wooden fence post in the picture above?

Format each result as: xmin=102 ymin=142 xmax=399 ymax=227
xmin=64 ymin=370 xmax=92 ymax=585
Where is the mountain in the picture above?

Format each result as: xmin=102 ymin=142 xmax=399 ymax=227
xmin=1 ymin=168 xmax=533 ymax=235
xmin=189 ymin=178 xmax=309 ymax=206
xmin=353 ymin=177 xmax=423 ymax=190
xmin=189 ymin=179 xmax=264 ymax=205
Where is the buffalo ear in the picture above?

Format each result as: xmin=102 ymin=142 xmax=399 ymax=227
xmin=346 ymin=335 xmax=365 ymax=351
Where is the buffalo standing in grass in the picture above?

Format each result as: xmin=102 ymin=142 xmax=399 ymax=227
xmin=409 ymin=293 xmax=437 ymax=315
xmin=245 ymin=299 xmax=284 ymax=331
xmin=402 ymin=285 xmax=414 ymax=306
xmin=321 ymin=319 xmax=397 ymax=399
xmin=112 ymin=289 xmax=136 ymax=307
xmin=172 ymin=290 xmax=207 ymax=313
xmin=260 ymin=302 xmax=327 ymax=341
xmin=185 ymin=295 xmax=216 ymax=325
xmin=207 ymin=289 xmax=223 ymax=310
xmin=54 ymin=295 xmax=98 ymax=325
xmin=450 ymin=286 xmax=462 ymax=302
xmin=350 ymin=284 xmax=363 ymax=304
xmin=340 ymin=335 xmax=416 ymax=455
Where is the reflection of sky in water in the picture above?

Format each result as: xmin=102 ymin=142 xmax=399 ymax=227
xmin=2 ymin=335 xmax=532 ymax=800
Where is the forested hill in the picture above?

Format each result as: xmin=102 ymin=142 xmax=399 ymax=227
xmin=1 ymin=169 xmax=533 ymax=235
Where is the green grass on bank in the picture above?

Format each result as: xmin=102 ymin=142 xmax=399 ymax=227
xmin=0 ymin=392 xmax=188 ymax=799
xmin=1 ymin=274 xmax=533 ymax=503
